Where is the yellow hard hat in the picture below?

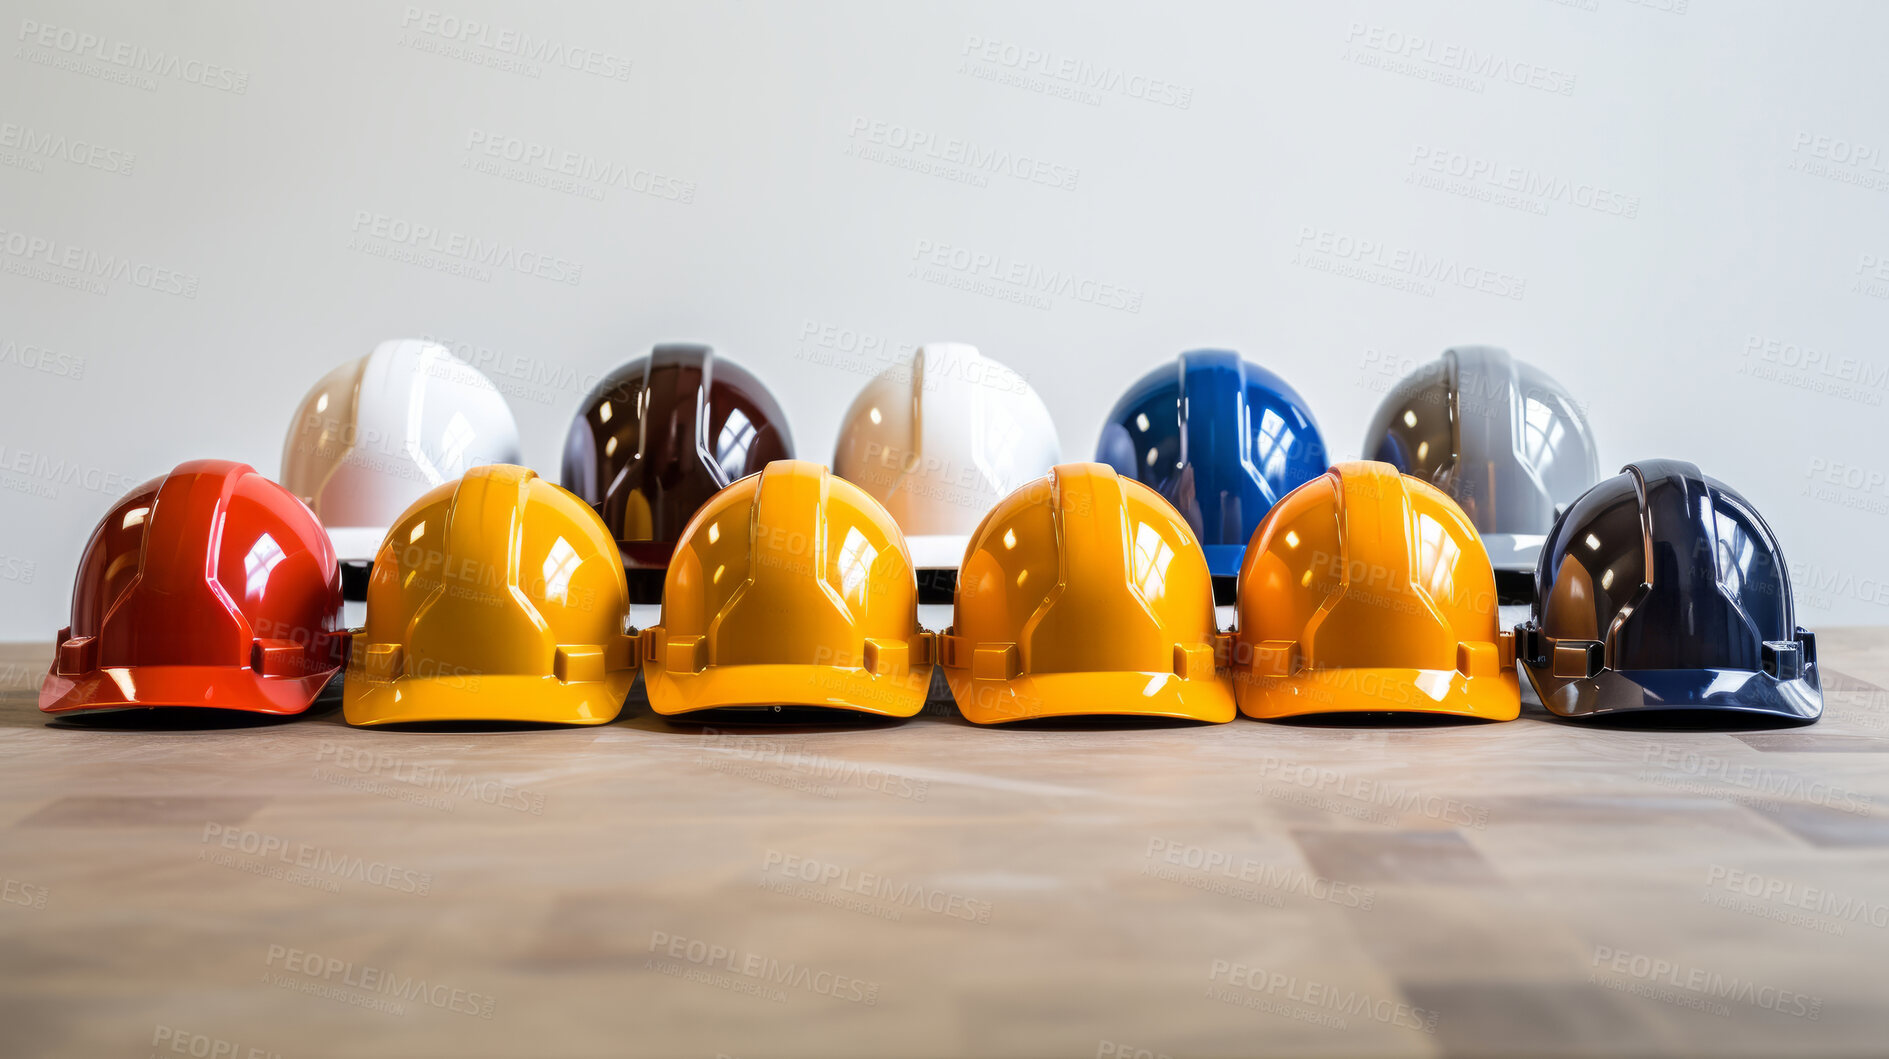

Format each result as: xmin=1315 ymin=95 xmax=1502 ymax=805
xmin=1232 ymin=460 xmax=1518 ymax=721
xmin=941 ymin=462 xmax=1235 ymax=724
xmin=641 ymin=460 xmax=933 ymax=717
xmin=343 ymin=464 xmax=638 ymax=725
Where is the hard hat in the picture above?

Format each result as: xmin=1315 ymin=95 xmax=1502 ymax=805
xmin=1096 ymin=350 xmax=1328 ymax=590
xmin=1232 ymin=460 xmax=1519 ymax=721
xmin=282 ymin=339 xmax=522 ymax=576
xmin=1517 ymin=459 xmax=1821 ymax=723
xmin=40 ymin=460 xmax=346 ymax=715
xmin=833 ymin=342 xmax=1061 ymax=599
xmin=561 ymin=343 xmax=794 ymax=600
xmin=640 ymin=460 xmax=933 ymax=717
xmin=342 ymin=464 xmax=638 ymax=726
xmin=941 ymin=462 xmax=1235 ymax=724
xmin=1362 ymin=346 xmax=1598 ymax=596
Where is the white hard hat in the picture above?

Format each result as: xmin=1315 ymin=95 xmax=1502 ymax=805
xmin=833 ymin=342 xmax=1060 ymax=572
xmin=281 ymin=339 xmax=522 ymax=562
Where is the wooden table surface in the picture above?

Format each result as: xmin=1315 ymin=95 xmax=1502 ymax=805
xmin=4 ymin=618 xmax=1888 ymax=1058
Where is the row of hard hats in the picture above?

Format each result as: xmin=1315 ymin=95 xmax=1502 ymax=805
xmin=41 ymin=447 xmax=1820 ymax=725
xmin=275 ymin=339 xmax=1602 ymax=602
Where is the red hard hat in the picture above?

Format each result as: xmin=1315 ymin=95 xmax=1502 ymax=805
xmin=40 ymin=459 xmax=347 ymax=715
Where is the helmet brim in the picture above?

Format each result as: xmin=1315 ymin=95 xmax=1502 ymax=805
xmin=945 ymin=669 xmax=1235 ymax=725
xmin=646 ymin=662 xmax=931 ymax=718
xmin=343 ymin=672 xmax=634 ymax=726
xmin=39 ymin=664 xmax=338 ymax=716
xmin=1235 ymin=666 xmax=1520 ymax=722
xmin=1524 ymin=666 xmax=1822 ymax=724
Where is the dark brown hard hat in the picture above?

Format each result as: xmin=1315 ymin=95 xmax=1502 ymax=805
xmin=561 ymin=344 xmax=794 ymax=595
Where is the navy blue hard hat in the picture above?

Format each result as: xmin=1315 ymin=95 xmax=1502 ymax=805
xmin=1518 ymin=459 xmax=1821 ymax=724
xmin=1095 ymin=350 xmax=1327 ymax=578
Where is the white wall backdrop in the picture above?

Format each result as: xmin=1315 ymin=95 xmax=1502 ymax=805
xmin=3 ymin=0 xmax=1888 ymax=639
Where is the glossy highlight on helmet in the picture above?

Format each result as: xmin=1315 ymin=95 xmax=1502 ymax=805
xmin=283 ymin=339 xmax=522 ymax=563
xmin=1518 ymin=459 xmax=1821 ymax=724
xmin=342 ymin=464 xmax=638 ymax=726
xmin=561 ymin=344 xmax=794 ymax=579
xmin=1363 ymin=346 xmax=1598 ymax=576
xmin=1232 ymin=460 xmax=1519 ymax=721
xmin=1097 ymin=350 xmax=1327 ymax=579
xmin=942 ymin=462 xmax=1235 ymax=724
xmin=834 ymin=342 xmax=1061 ymax=573
xmin=641 ymin=460 xmax=933 ymax=717
xmin=41 ymin=460 xmax=346 ymax=715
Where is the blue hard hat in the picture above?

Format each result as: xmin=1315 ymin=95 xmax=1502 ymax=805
xmin=1095 ymin=350 xmax=1328 ymax=578
xmin=1518 ymin=459 xmax=1821 ymax=724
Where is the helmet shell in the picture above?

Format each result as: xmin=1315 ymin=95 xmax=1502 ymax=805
xmin=1521 ymin=459 xmax=1821 ymax=722
xmin=1233 ymin=461 xmax=1518 ymax=721
xmin=643 ymin=460 xmax=930 ymax=717
xmin=41 ymin=460 xmax=345 ymax=715
xmin=943 ymin=462 xmax=1234 ymax=724
xmin=282 ymin=339 xmax=522 ymax=561
xmin=1364 ymin=346 xmax=1598 ymax=572
xmin=561 ymin=344 xmax=793 ymax=573
xmin=833 ymin=342 xmax=1061 ymax=571
xmin=344 ymin=465 xmax=637 ymax=725
xmin=1097 ymin=350 xmax=1326 ymax=578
